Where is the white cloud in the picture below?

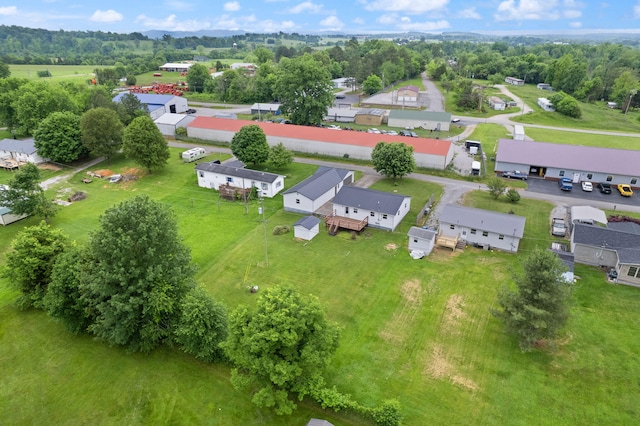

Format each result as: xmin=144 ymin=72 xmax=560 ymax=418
xmin=569 ymin=21 xmax=582 ymax=28
xmin=0 ymin=6 xmax=17 ymax=16
xmin=494 ymin=0 xmax=561 ymax=21
xmin=564 ymin=9 xmax=581 ymax=18
xmin=224 ymin=2 xmax=241 ymax=12
xmin=352 ymin=17 xmax=365 ymax=25
xmin=377 ymin=14 xmax=398 ymax=25
xmin=288 ymin=1 xmax=323 ymax=14
xmin=635 ymin=1 xmax=640 ymax=18
xmin=459 ymin=7 xmax=482 ymax=19
xmin=90 ymin=9 xmax=123 ymax=23
xmin=364 ymin=0 xmax=449 ymax=14
xmin=320 ymin=15 xmax=344 ymax=30
xmin=134 ymin=14 xmax=212 ymax=31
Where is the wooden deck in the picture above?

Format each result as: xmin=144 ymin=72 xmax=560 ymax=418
xmin=435 ymin=233 xmax=460 ymax=251
xmin=325 ymin=214 xmax=368 ymax=235
xmin=0 ymin=159 xmax=25 ymax=171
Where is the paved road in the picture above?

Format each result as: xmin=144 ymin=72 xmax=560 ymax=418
xmin=421 ymin=72 xmax=445 ymax=112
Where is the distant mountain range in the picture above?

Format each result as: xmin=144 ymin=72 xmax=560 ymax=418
xmin=142 ymin=30 xmax=246 ymax=39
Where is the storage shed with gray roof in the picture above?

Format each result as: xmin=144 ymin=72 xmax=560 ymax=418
xmin=293 ymin=216 xmax=321 ymax=241
xmin=388 ymin=110 xmax=452 ymax=132
xmin=331 ymin=186 xmax=411 ymax=231
xmin=496 ymin=139 xmax=640 ymax=187
xmin=439 ymin=204 xmax=526 ymax=252
xmin=195 ymin=161 xmax=285 ymax=198
xmin=354 ymin=108 xmax=386 ymax=126
xmin=283 ymin=167 xmax=354 ymax=214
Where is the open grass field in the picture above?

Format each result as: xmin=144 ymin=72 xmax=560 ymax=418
xmin=8 ymin=64 xmax=100 ymax=84
xmin=1 ymin=149 xmax=640 ymax=425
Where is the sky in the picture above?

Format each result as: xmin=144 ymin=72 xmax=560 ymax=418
xmin=0 ymin=0 xmax=639 ymax=35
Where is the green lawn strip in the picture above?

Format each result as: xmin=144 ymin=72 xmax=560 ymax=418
xmin=525 ymin=127 xmax=640 ymax=149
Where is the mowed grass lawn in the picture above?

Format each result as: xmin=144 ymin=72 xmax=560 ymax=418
xmin=1 ymin=149 xmax=640 ymax=424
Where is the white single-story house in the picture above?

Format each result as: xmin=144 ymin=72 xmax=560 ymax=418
xmin=0 ymin=138 xmax=46 ymax=164
xmin=571 ymin=221 xmax=640 ymax=287
xmin=293 ymin=216 xmax=321 ymax=241
xmin=324 ymin=108 xmax=357 ymax=123
xmin=495 ymin=138 xmax=640 ymax=186
xmin=113 ymin=93 xmax=188 ymax=120
xmin=331 ymin=186 xmax=411 ymax=232
xmin=194 ymin=160 xmax=285 ymax=198
xmin=159 ymin=63 xmax=193 ymax=73
xmin=513 ymin=125 xmax=525 ymax=140
xmin=251 ymin=103 xmax=281 ymax=116
xmin=505 ymin=77 xmax=525 ymax=86
xmin=283 ymin=167 xmax=354 ymax=214
xmin=331 ymin=77 xmax=353 ymax=88
xmin=187 ymin=117 xmax=454 ymax=170
xmin=488 ymin=96 xmax=506 ymax=111
xmin=154 ymin=113 xmax=196 ymax=137
xmin=387 ymin=110 xmax=452 ymax=132
xmin=538 ymin=97 xmax=555 ymax=112
xmin=408 ymin=226 xmax=436 ymax=255
xmin=438 ymin=204 xmax=526 ymax=252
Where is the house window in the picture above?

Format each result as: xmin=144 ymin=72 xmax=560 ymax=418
xmin=226 ymin=177 xmax=233 ymax=183
xmin=632 ymin=178 xmax=638 ymax=185
xmin=470 ymin=229 xmax=477 ymax=235
xmin=198 ymin=171 xmax=204 ymax=178
xmin=482 ymin=231 xmax=488 ymax=237
xmin=449 ymin=224 xmax=455 ymax=230
xmin=559 ymin=171 xmax=565 ymax=177
xmin=295 ymin=199 xmax=300 ymax=204
xmin=587 ymin=173 xmax=592 ymax=180
xmin=499 ymin=235 xmax=504 ymax=240
xmin=382 ymin=214 xmax=388 ymax=219
xmin=413 ymin=238 xmax=418 ymax=243
xmin=628 ymin=266 xmax=639 ymax=278
xmin=276 ymin=181 xmax=282 ymax=188
xmin=606 ymin=175 xmax=613 ymax=182
xmin=370 ymin=211 xmax=375 ymax=217
xmin=261 ymin=183 xmax=268 ymax=190
xmin=354 ymin=208 xmax=358 ymax=213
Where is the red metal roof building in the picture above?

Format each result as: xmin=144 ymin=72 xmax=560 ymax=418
xmin=187 ymin=117 xmax=454 ymax=170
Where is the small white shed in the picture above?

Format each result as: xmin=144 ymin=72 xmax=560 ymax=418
xmin=294 ymin=216 xmax=320 ymax=241
xmin=513 ymin=125 xmax=525 ymax=140
xmin=408 ymin=226 xmax=436 ymax=255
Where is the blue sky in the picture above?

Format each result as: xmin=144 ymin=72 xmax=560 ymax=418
xmin=0 ymin=0 xmax=639 ymax=35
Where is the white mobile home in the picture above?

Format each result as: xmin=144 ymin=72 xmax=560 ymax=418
xmin=195 ymin=161 xmax=284 ymax=198
xmin=538 ymin=98 xmax=555 ymax=112
xmin=283 ymin=167 xmax=354 ymax=214
xmin=331 ymin=186 xmax=411 ymax=232
xmin=439 ymin=204 xmax=526 ymax=252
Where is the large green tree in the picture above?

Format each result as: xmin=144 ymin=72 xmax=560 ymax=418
xmin=371 ymin=141 xmax=416 ymax=180
xmin=3 ymin=221 xmax=68 ymax=309
xmin=494 ymin=249 xmax=573 ymax=351
xmin=230 ymin=124 xmax=270 ymax=166
xmin=115 ymin=93 xmax=149 ymax=125
xmin=362 ymin=74 xmax=382 ymax=95
xmin=268 ymin=142 xmax=293 ymax=169
xmin=122 ymin=115 xmax=170 ymax=173
xmin=0 ymin=163 xmax=57 ymax=222
xmin=274 ymin=54 xmax=334 ymax=126
xmin=0 ymin=59 xmax=10 ymax=78
xmin=80 ymin=107 xmax=124 ymax=162
xmin=186 ymin=63 xmax=211 ymax=93
xmin=82 ymin=195 xmax=196 ymax=353
xmin=34 ymin=111 xmax=88 ymax=163
xmin=223 ymin=285 xmax=340 ymax=415
xmin=12 ymin=80 xmax=77 ymax=135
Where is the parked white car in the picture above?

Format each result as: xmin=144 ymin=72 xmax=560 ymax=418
xmin=327 ymin=125 xmax=341 ymax=130
xmin=581 ymin=181 xmax=593 ymax=192
xmin=367 ymin=128 xmax=381 ymax=134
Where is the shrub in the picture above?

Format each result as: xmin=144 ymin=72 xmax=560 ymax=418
xmin=505 ymin=188 xmax=521 ymax=203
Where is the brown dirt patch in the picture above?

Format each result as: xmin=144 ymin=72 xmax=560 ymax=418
xmin=38 ymin=163 xmax=62 ymax=171
xmin=121 ymin=167 xmax=145 ymax=177
xmin=424 ymin=345 xmax=451 ymax=379
xmin=384 ymin=243 xmax=398 ymax=251
xmin=401 ymin=279 xmax=422 ymax=305
xmin=442 ymin=294 xmax=467 ymax=335
xmin=94 ymin=169 xmax=114 ymax=177
xmin=451 ymin=375 xmax=478 ymax=391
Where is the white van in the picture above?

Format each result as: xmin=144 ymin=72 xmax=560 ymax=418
xmin=182 ymin=147 xmax=206 ymax=163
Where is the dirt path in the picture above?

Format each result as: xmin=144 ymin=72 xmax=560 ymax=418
xmin=40 ymin=157 xmax=104 ymax=190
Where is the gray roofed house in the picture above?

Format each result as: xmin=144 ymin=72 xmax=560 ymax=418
xmin=283 ymin=166 xmax=354 ymax=214
xmin=387 ymin=110 xmax=452 ymax=131
xmin=0 ymin=138 xmax=46 ymax=164
xmin=496 ymin=139 xmax=640 ymax=184
xmin=195 ymin=161 xmax=285 ymax=198
xmin=331 ymin=186 xmax=411 ymax=231
xmin=439 ymin=204 xmax=526 ymax=252
xmin=572 ymin=221 xmax=640 ymax=286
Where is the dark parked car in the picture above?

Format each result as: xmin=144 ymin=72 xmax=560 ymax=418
xmin=598 ymin=182 xmax=612 ymax=194
xmin=335 ymin=94 xmax=346 ymax=99
xmin=186 ymin=108 xmax=196 ymax=114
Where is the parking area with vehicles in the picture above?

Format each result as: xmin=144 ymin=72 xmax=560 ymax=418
xmin=525 ymin=178 xmax=640 ymax=206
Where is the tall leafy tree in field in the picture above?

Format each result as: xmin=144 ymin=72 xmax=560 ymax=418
xmin=186 ymin=63 xmax=211 ymax=93
xmin=122 ymin=115 xmax=170 ymax=173
xmin=275 ymin=54 xmax=334 ymax=126
xmin=371 ymin=141 xmax=416 ymax=180
xmin=12 ymin=80 xmax=77 ymax=135
xmin=494 ymin=249 xmax=573 ymax=351
xmin=362 ymin=74 xmax=382 ymax=95
xmin=486 ymin=177 xmax=508 ymax=200
xmin=82 ymin=195 xmax=196 ymax=353
xmin=116 ymin=93 xmax=149 ymax=125
xmin=0 ymin=77 xmax=29 ymax=132
xmin=3 ymin=221 xmax=68 ymax=309
xmin=0 ymin=59 xmax=9 ymax=78
xmin=34 ymin=111 xmax=88 ymax=163
xmin=230 ymin=124 xmax=270 ymax=166
xmin=80 ymin=107 xmax=124 ymax=163
xmin=223 ymin=285 xmax=340 ymax=415
xmin=268 ymin=142 xmax=293 ymax=169
xmin=0 ymin=163 xmax=57 ymax=222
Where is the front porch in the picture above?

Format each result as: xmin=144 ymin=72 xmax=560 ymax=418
xmin=325 ymin=213 xmax=368 ymax=235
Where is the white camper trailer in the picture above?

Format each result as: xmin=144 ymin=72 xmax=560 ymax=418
xmin=182 ymin=147 xmax=206 ymax=163
xmin=471 ymin=161 xmax=481 ymax=175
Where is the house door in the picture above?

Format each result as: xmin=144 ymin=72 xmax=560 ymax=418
xmin=169 ymin=104 xmax=176 ymax=113
xmin=345 ymin=207 xmax=349 ymax=214
xmin=572 ymin=173 xmax=580 ymax=183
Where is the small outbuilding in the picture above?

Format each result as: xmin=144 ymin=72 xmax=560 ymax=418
xmin=408 ymin=226 xmax=436 ymax=255
xmin=324 ymin=108 xmax=357 ymax=123
xmin=387 ymin=110 xmax=452 ymax=132
xmin=154 ymin=113 xmax=196 ymax=137
xmin=113 ymin=93 xmax=188 ymax=120
xmin=293 ymin=216 xmax=321 ymax=241
xmin=354 ymin=108 xmax=386 ymax=126
xmin=251 ymin=103 xmax=281 ymax=116
xmin=513 ymin=125 xmax=525 ymax=140
xmin=0 ymin=206 xmax=28 ymax=226
xmin=488 ymin=96 xmax=506 ymax=111
xmin=159 ymin=63 xmax=193 ymax=72
xmin=505 ymin=77 xmax=525 ymax=86
xmin=396 ymin=85 xmax=420 ymax=103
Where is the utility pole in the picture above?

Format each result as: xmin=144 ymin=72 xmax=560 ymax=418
xmin=624 ymin=89 xmax=637 ymax=115
xmin=259 ymin=198 xmax=268 ymax=266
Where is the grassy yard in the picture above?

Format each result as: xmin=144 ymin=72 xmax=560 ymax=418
xmin=1 ymin=150 xmax=640 ymax=425
xmin=9 ymin=64 xmax=100 ymax=84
